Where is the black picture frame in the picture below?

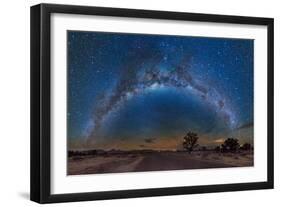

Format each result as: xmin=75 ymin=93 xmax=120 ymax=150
xmin=30 ymin=3 xmax=274 ymax=204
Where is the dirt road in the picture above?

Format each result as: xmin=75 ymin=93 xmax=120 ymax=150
xmin=134 ymin=153 xmax=234 ymax=172
xmin=68 ymin=151 xmax=253 ymax=175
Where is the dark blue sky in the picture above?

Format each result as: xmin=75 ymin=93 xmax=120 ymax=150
xmin=67 ymin=31 xmax=253 ymax=150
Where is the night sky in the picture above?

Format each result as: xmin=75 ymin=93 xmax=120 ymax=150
xmin=67 ymin=31 xmax=254 ymax=150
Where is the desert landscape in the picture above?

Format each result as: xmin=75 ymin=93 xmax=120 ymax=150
xmin=68 ymin=148 xmax=253 ymax=175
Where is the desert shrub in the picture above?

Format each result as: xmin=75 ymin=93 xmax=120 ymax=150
xmin=240 ymin=143 xmax=252 ymax=151
xmin=214 ymin=146 xmax=221 ymax=153
xmin=221 ymin=138 xmax=240 ymax=152
xmin=201 ymin=146 xmax=207 ymax=151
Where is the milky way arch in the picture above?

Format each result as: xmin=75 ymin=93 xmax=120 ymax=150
xmin=87 ymin=55 xmax=237 ymax=141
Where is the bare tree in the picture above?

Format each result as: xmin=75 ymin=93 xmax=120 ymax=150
xmin=183 ymin=131 xmax=199 ymax=154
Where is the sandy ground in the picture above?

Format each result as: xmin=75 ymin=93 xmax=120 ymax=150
xmin=68 ymin=151 xmax=253 ymax=175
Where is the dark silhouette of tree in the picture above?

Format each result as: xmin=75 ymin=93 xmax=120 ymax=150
xmin=222 ymin=138 xmax=240 ymax=152
xmin=214 ymin=146 xmax=221 ymax=153
xmin=221 ymin=144 xmax=227 ymax=152
xmin=183 ymin=131 xmax=199 ymax=154
xmin=241 ymin=143 xmax=252 ymax=150
xmin=201 ymin=146 xmax=207 ymax=151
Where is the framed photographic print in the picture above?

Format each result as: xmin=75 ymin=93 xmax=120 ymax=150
xmin=30 ymin=3 xmax=274 ymax=203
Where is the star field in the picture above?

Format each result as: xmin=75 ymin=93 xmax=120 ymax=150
xmin=67 ymin=31 xmax=253 ymax=150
